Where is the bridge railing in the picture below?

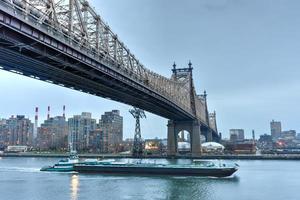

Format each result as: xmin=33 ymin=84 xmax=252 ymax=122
xmin=0 ymin=0 xmax=193 ymax=115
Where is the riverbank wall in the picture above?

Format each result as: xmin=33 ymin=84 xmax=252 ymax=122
xmin=2 ymin=152 xmax=300 ymax=160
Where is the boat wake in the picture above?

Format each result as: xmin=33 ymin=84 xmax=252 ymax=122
xmin=0 ymin=166 xmax=41 ymax=173
xmin=171 ymin=175 xmax=239 ymax=181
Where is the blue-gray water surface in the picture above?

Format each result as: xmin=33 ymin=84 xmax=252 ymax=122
xmin=0 ymin=157 xmax=298 ymax=200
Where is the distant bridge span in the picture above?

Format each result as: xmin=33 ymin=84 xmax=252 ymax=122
xmin=0 ymin=0 xmax=220 ymax=155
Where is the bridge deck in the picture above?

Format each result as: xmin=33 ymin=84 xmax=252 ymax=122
xmin=0 ymin=5 xmax=195 ymax=121
xmin=0 ymin=0 xmax=219 ymax=138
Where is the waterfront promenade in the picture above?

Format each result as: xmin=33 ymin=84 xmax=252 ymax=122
xmin=2 ymin=152 xmax=300 ymax=160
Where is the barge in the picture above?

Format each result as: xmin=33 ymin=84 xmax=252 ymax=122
xmin=73 ymin=160 xmax=238 ymax=177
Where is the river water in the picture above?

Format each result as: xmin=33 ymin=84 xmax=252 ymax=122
xmin=0 ymin=157 xmax=298 ymax=200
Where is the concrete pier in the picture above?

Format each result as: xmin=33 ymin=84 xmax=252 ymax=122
xmin=167 ymin=120 xmax=201 ymax=156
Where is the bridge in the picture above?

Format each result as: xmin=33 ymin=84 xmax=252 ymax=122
xmin=0 ymin=0 xmax=220 ymax=155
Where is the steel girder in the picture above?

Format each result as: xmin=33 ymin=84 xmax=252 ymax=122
xmin=0 ymin=0 xmax=218 ymax=135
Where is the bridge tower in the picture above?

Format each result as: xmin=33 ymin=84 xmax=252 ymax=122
xmin=129 ymin=107 xmax=146 ymax=157
xmin=167 ymin=62 xmax=202 ymax=156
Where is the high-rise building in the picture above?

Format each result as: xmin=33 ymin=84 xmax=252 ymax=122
xmin=0 ymin=119 xmax=9 ymax=149
xmin=99 ymin=110 xmax=123 ymax=153
xmin=68 ymin=112 xmax=96 ymax=151
xmin=88 ymin=129 xmax=108 ymax=153
xmin=37 ymin=116 xmax=68 ymax=150
xmin=258 ymin=134 xmax=273 ymax=150
xmin=270 ymin=120 xmax=281 ymax=139
xmin=280 ymin=130 xmax=296 ymax=140
xmin=229 ymin=129 xmax=245 ymax=142
xmin=6 ymin=115 xmax=33 ymax=146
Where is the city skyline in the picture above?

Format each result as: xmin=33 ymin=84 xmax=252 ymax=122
xmin=0 ymin=98 xmax=166 ymax=139
xmin=0 ymin=105 xmax=298 ymax=139
xmin=1 ymin=0 xmax=300 ymax=138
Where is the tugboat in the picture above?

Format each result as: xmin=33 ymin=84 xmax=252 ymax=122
xmin=73 ymin=159 xmax=238 ymax=177
xmin=40 ymin=150 xmax=79 ymax=172
xmin=40 ymin=143 xmax=79 ymax=172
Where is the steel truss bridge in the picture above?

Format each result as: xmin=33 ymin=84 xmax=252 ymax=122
xmin=0 ymin=0 xmax=220 ymax=155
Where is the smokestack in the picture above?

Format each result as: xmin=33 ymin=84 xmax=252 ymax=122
xmin=63 ymin=105 xmax=66 ymax=118
xmin=34 ymin=107 xmax=38 ymax=140
xmin=47 ymin=106 xmax=50 ymax=120
xmin=35 ymin=107 xmax=38 ymax=121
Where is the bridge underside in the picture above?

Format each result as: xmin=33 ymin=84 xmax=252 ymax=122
xmin=0 ymin=47 xmax=194 ymax=123
xmin=0 ymin=5 xmax=220 ymax=146
xmin=0 ymin=8 xmax=196 ymax=122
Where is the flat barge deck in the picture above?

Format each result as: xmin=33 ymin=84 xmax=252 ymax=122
xmin=73 ymin=162 xmax=238 ymax=177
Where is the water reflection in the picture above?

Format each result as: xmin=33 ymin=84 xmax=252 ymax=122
xmin=70 ymin=174 xmax=79 ymax=200
xmin=163 ymin=175 xmax=240 ymax=200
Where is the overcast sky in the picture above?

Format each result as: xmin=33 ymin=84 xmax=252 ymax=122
xmin=1 ymin=0 xmax=300 ymax=139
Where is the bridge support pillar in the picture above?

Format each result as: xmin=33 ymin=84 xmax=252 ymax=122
xmin=167 ymin=121 xmax=177 ymax=156
xmin=191 ymin=121 xmax=202 ymax=156
xmin=167 ymin=120 xmax=202 ymax=156
xmin=207 ymin=130 xmax=213 ymax=142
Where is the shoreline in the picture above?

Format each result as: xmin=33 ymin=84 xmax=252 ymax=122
xmin=2 ymin=152 xmax=300 ymax=160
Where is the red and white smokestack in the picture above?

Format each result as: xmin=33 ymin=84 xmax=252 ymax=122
xmin=63 ymin=105 xmax=66 ymax=118
xmin=34 ymin=107 xmax=38 ymax=139
xmin=47 ymin=106 xmax=50 ymax=120
xmin=35 ymin=107 xmax=38 ymax=122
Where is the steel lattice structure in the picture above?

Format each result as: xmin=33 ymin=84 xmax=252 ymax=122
xmin=129 ymin=107 xmax=146 ymax=157
xmin=0 ymin=0 xmax=218 ymax=136
xmin=3 ymin=0 xmax=191 ymax=112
